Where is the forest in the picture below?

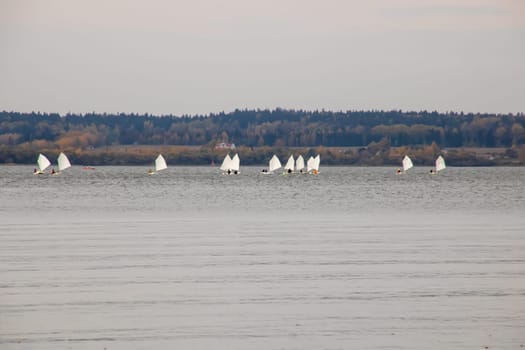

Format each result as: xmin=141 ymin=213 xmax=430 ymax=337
xmin=1 ymin=109 xmax=524 ymax=165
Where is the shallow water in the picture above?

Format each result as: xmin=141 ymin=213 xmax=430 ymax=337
xmin=1 ymin=166 xmax=524 ymax=349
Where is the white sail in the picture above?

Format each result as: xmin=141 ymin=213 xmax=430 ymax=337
xmin=220 ymin=154 xmax=232 ymax=171
xmin=306 ymin=156 xmax=315 ymax=172
xmin=155 ymin=154 xmax=167 ymax=172
xmin=37 ymin=154 xmax=51 ymax=172
xmin=284 ymin=155 xmax=294 ymax=172
xmin=295 ymin=155 xmax=305 ymax=172
xmin=57 ymin=152 xmax=72 ymax=172
xmin=402 ymin=155 xmax=413 ymax=172
xmin=231 ymin=154 xmax=240 ymax=171
xmin=313 ymin=155 xmax=320 ymax=171
xmin=268 ymin=155 xmax=282 ymax=172
xmin=435 ymin=155 xmax=446 ymax=172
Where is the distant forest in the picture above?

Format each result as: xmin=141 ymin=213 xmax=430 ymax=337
xmin=1 ymin=109 xmax=525 ymax=165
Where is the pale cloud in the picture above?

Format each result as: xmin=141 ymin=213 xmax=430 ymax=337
xmin=3 ymin=0 xmax=519 ymax=33
xmin=377 ymin=0 xmax=523 ymax=31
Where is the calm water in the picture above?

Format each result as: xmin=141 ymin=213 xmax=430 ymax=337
xmin=1 ymin=166 xmax=524 ymax=349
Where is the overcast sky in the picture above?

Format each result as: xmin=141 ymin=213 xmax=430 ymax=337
xmin=1 ymin=0 xmax=523 ymax=115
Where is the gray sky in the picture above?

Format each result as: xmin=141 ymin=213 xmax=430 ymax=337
xmin=1 ymin=0 xmax=524 ymax=115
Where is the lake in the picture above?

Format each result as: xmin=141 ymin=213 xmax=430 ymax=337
xmin=1 ymin=166 xmax=524 ymax=349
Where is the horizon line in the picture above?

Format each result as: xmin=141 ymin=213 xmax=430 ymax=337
xmin=2 ymin=108 xmax=524 ymax=118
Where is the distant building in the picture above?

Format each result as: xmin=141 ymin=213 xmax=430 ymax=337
xmin=215 ymin=142 xmax=236 ymax=150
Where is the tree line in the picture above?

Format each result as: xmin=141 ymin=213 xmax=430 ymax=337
xmin=0 ymin=109 xmax=524 ymax=165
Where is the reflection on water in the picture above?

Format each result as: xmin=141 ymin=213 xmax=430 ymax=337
xmin=1 ymin=166 xmax=524 ymax=349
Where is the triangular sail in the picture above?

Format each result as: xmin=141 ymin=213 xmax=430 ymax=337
xmin=313 ymin=155 xmax=320 ymax=171
xmin=402 ymin=155 xmax=413 ymax=172
xmin=231 ymin=154 xmax=240 ymax=171
xmin=284 ymin=155 xmax=294 ymax=172
xmin=268 ymin=155 xmax=282 ymax=172
xmin=57 ymin=152 xmax=71 ymax=172
xmin=295 ymin=155 xmax=305 ymax=172
xmin=220 ymin=154 xmax=232 ymax=171
xmin=306 ymin=156 xmax=315 ymax=172
xmin=37 ymin=154 xmax=51 ymax=171
xmin=155 ymin=154 xmax=167 ymax=172
xmin=435 ymin=155 xmax=446 ymax=172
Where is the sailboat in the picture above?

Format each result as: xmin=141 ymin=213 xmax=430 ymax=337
xmin=431 ymin=155 xmax=446 ymax=174
xmin=397 ymin=155 xmax=413 ymax=174
xmin=148 ymin=154 xmax=167 ymax=175
xmin=34 ymin=154 xmax=51 ymax=175
xmin=220 ymin=154 xmax=232 ymax=173
xmin=262 ymin=154 xmax=281 ymax=174
xmin=55 ymin=152 xmax=72 ymax=174
xmin=295 ymin=155 xmax=305 ymax=174
xmin=312 ymin=155 xmax=320 ymax=174
xmin=306 ymin=156 xmax=315 ymax=173
xmin=220 ymin=154 xmax=234 ymax=175
xmin=403 ymin=155 xmax=413 ymax=172
xmin=307 ymin=155 xmax=320 ymax=174
xmin=283 ymin=155 xmax=294 ymax=175
xmin=230 ymin=153 xmax=240 ymax=174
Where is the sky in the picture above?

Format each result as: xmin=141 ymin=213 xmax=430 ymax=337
xmin=0 ymin=0 xmax=524 ymax=115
